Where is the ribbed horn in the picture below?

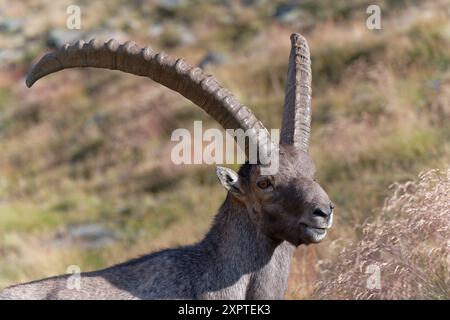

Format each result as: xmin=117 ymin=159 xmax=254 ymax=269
xmin=279 ymin=33 xmax=312 ymax=152
xmin=26 ymin=39 xmax=273 ymax=160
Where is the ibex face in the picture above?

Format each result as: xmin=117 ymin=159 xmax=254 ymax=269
xmin=217 ymin=145 xmax=333 ymax=246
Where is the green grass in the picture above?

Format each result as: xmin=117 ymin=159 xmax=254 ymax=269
xmin=0 ymin=204 xmax=62 ymax=234
xmin=0 ymin=89 xmax=11 ymax=112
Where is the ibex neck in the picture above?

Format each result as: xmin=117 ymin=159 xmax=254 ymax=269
xmin=201 ymin=194 xmax=295 ymax=299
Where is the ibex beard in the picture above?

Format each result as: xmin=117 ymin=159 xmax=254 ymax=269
xmin=0 ymin=33 xmax=333 ymax=300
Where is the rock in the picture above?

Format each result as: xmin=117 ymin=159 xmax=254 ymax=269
xmin=273 ymin=3 xmax=314 ymax=28
xmin=0 ymin=18 xmax=24 ymax=34
xmin=176 ymin=25 xmax=196 ymax=45
xmin=241 ymin=0 xmax=268 ymax=6
xmin=148 ymin=24 xmax=164 ymax=38
xmin=151 ymin=23 xmax=197 ymax=47
xmin=53 ymin=224 xmax=116 ymax=248
xmin=199 ymin=52 xmax=228 ymax=69
xmin=158 ymin=0 xmax=186 ymax=10
xmin=274 ymin=3 xmax=302 ymax=23
xmin=0 ymin=49 xmax=25 ymax=65
xmin=47 ymin=29 xmax=82 ymax=48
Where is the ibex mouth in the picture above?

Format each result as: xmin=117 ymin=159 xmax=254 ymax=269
xmin=301 ymin=224 xmax=327 ymax=233
xmin=298 ymin=223 xmax=329 ymax=244
xmin=299 ymin=223 xmax=329 ymax=231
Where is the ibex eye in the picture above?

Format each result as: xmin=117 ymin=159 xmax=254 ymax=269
xmin=257 ymin=180 xmax=271 ymax=189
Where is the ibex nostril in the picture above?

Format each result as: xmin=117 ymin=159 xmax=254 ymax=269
xmin=313 ymin=208 xmax=329 ymax=218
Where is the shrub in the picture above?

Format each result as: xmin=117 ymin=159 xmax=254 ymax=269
xmin=314 ymin=168 xmax=450 ymax=299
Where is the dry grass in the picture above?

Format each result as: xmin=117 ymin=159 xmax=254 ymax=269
xmin=314 ymin=168 xmax=450 ymax=299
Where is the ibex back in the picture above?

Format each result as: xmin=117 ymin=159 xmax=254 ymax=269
xmin=0 ymin=33 xmax=333 ymax=300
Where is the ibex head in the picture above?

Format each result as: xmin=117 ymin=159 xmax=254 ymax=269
xmin=26 ymin=33 xmax=333 ymax=247
xmin=215 ymin=34 xmax=333 ymax=246
xmin=217 ymin=145 xmax=332 ymax=246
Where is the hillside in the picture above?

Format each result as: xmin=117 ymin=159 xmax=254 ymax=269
xmin=0 ymin=0 xmax=449 ymax=298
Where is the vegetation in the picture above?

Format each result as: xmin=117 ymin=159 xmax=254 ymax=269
xmin=314 ymin=169 xmax=449 ymax=299
xmin=0 ymin=0 xmax=449 ymax=298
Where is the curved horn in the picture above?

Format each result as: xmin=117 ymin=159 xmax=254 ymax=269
xmin=26 ymin=39 xmax=271 ymax=159
xmin=279 ymin=33 xmax=312 ymax=152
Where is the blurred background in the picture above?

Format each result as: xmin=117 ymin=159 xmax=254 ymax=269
xmin=0 ymin=0 xmax=449 ymax=299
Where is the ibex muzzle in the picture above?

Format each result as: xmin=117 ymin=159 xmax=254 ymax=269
xmin=0 ymin=33 xmax=333 ymax=300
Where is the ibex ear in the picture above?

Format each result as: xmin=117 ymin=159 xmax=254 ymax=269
xmin=216 ymin=166 xmax=245 ymax=196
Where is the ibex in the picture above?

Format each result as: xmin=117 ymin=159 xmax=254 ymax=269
xmin=0 ymin=33 xmax=333 ymax=300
